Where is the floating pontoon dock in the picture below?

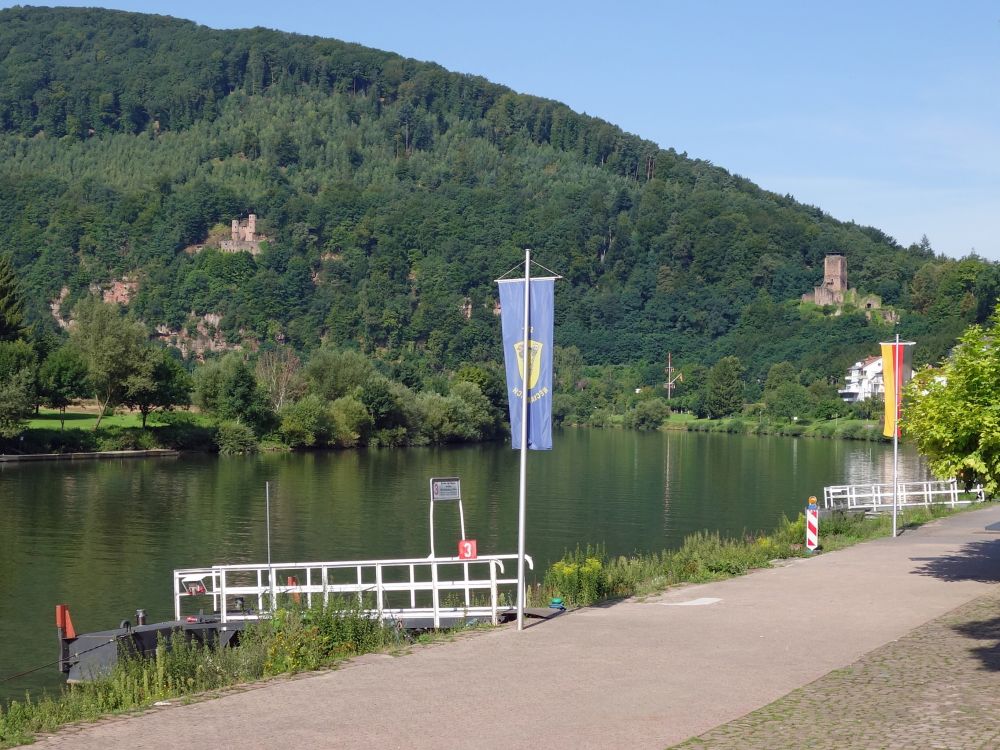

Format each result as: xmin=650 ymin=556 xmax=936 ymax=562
xmin=58 ymin=552 xmax=536 ymax=683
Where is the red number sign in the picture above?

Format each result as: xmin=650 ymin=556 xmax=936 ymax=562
xmin=458 ymin=539 xmax=477 ymax=560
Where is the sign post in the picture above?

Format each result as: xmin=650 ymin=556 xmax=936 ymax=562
xmin=428 ymin=477 xmax=464 ymax=558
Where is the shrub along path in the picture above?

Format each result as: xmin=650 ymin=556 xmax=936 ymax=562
xmin=31 ymin=505 xmax=1000 ymax=750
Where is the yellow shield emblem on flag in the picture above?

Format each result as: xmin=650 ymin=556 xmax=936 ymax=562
xmin=514 ymin=340 xmax=543 ymax=390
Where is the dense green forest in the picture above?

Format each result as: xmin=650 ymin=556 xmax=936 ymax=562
xmin=1 ymin=5 xmax=998 ymax=440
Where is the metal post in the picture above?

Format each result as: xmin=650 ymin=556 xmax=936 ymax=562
xmin=431 ymin=561 xmax=441 ymax=628
xmin=173 ymin=573 xmax=181 ymax=620
xmin=429 ymin=496 xmax=435 ymax=558
xmin=266 ymin=481 xmax=276 ymax=610
xmin=892 ymin=333 xmax=899 ymax=538
xmin=220 ymin=570 xmax=228 ymax=626
xmin=265 ymin=482 xmax=272 ymax=564
xmin=517 ymin=248 xmax=530 ymax=631
xmin=409 ymin=564 xmax=416 ymax=608
xmin=490 ymin=561 xmax=499 ymax=625
xmin=375 ymin=563 xmax=384 ymax=614
xmin=458 ymin=496 xmax=470 ymax=605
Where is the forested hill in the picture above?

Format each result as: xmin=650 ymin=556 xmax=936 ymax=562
xmin=1 ymin=5 xmax=996 ymax=387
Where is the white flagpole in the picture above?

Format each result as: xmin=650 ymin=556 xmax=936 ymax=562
xmin=892 ymin=333 xmax=899 ymax=538
xmin=266 ymin=481 xmax=275 ymax=610
xmin=517 ymin=249 xmax=530 ymax=631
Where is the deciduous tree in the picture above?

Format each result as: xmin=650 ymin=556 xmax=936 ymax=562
xmin=69 ymin=296 xmax=148 ymax=429
xmin=906 ymin=309 xmax=1000 ymax=495
xmin=194 ymin=352 xmax=273 ymax=433
xmin=38 ymin=344 xmax=89 ymax=429
xmin=0 ymin=340 xmax=35 ymax=438
xmin=123 ymin=347 xmax=192 ymax=427
xmin=255 ymin=346 xmax=303 ymax=412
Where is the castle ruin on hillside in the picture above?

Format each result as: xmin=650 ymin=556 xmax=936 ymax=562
xmin=802 ymin=254 xmax=884 ymax=315
xmin=220 ymin=214 xmax=264 ymax=255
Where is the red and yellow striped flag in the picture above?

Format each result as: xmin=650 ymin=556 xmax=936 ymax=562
xmin=881 ymin=342 xmax=914 ymax=438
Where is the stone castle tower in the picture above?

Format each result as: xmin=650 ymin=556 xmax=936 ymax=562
xmin=822 ymin=253 xmax=847 ymax=294
xmin=220 ymin=214 xmax=263 ymax=255
xmin=230 ymin=214 xmax=257 ymax=242
xmin=802 ymin=253 xmax=885 ymax=315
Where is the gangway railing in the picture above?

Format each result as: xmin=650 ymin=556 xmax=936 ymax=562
xmin=173 ymin=553 xmax=532 ymax=629
xmin=822 ymin=479 xmax=979 ymax=512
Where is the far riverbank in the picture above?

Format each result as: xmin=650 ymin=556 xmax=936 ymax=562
xmin=0 ymin=449 xmax=177 ymax=463
xmin=667 ymin=413 xmax=888 ymax=442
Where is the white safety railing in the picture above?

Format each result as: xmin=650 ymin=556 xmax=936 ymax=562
xmin=822 ymin=479 xmax=978 ymax=512
xmin=173 ymin=553 xmax=532 ymax=629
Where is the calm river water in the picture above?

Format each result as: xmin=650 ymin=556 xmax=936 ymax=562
xmin=0 ymin=429 xmax=927 ymax=701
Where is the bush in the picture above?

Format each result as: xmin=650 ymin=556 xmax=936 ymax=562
xmin=279 ymin=394 xmax=333 ymax=448
xmin=551 ymin=393 xmax=576 ymax=426
xmin=718 ymin=419 xmax=749 ymax=434
xmin=153 ymin=419 xmax=217 ymax=451
xmin=370 ymin=426 xmax=408 ymax=447
xmin=626 ymin=397 xmax=671 ymax=430
xmin=778 ymin=424 xmax=806 ymax=437
xmin=330 ymin=395 xmax=371 ymax=447
xmin=542 ymin=546 xmax=609 ymax=606
xmin=216 ymin=421 xmax=258 ymax=454
xmin=589 ymin=408 xmax=615 ymax=428
xmin=11 ymin=428 xmax=99 ymax=453
xmin=96 ymin=427 xmax=157 ymax=451
xmin=262 ymin=602 xmax=398 ymax=675
xmin=812 ymin=423 xmax=836 ymax=438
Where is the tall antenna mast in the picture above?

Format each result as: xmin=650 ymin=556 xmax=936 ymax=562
xmin=664 ymin=352 xmax=682 ymax=399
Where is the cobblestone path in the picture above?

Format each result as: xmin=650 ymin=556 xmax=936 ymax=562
xmin=673 ymin=591 xmax=1000 ymax=750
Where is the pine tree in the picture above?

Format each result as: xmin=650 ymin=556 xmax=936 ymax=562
xmin=705 ymin=356 xmax=745 ymax=419
xmin=0 ymin=254 xmax=24 ymax=342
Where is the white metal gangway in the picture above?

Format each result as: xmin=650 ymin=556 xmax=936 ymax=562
xmin=173 ymin=553 xmax=532 ymax=629
xmin=822 ymin=478 xmax=980 ymax=512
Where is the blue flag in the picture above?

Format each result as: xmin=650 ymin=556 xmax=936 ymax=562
xmin=497 ymin=278 xmax=554 ymax=450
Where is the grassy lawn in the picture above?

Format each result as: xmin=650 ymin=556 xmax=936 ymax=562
xmin=25 ymin=408 xmax=211 ymax=431
xmin=665 ymin=412 xmax=698 ymax=423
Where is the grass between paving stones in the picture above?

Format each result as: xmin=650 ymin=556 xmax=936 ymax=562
xmin=530 ymin=502 xmax=985 ymax=608
xmin=0 ymin=602 xmax=406 ymax=748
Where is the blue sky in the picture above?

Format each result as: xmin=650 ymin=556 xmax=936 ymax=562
xmin=4 ymin=1 xmax=999 ymax=260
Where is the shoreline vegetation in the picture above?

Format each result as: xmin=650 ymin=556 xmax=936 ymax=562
xmin=0 ymin=502 xmax=978 ymax=747
xmin=673 ymin=413 xmax=889 ymax=441
xmin=6 ymin=406 xmax=890 ymax=459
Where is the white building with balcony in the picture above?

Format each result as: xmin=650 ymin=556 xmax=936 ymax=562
xmin=839 ymin=356 xmax=884 ymax=403
xmin=838 ymin=355 xmax=915 ymax=403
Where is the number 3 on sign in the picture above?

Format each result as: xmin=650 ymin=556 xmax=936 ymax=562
xmin=458 ymin=539 xmax=477 ymax=560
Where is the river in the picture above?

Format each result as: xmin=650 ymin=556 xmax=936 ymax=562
xmin=0 ymin=428 xmax=927 ymax=701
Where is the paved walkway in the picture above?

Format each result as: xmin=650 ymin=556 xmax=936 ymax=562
xmin=34 ymin=505 xmax=1000 ymax=750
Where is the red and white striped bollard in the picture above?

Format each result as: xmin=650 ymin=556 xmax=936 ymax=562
xmin=805 ymin=496 xmax=819 ymax=553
